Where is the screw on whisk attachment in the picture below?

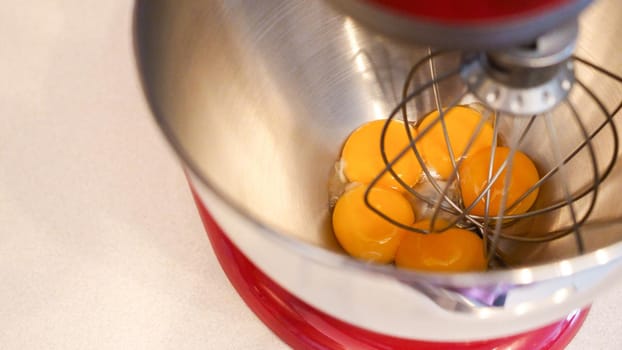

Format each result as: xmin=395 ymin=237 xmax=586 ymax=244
xmin=363 ymin=48 xmax=622 ymax=265
xmin=462 ymin=20 xmax=578 ymax=116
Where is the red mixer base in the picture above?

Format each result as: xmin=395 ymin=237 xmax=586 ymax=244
xmin=191 ymin=190 xmax=589 ymax=349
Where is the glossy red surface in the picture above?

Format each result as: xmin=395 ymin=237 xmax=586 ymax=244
xmin=191 ymin=188 xmax=589 ymax=349
xmin=365 ymin=0 xmax=577 ymax=22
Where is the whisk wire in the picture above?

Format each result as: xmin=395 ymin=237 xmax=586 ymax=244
xmin=488 ymin=117 xmax=521 ymax=261
xmin=363 ymin=63 xmax=462 ymax=234
xmin=428 ymin=112 xmax=492 ymax=232
xmin=544 ymin=112 xmax=586 ymax=253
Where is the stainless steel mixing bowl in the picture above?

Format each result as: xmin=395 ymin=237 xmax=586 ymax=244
xmin=135 ymin=0 xmax=622 ymax=341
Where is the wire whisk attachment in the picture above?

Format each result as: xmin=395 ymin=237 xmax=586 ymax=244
xmin=363 ymin=51 xmax=622 ymax=265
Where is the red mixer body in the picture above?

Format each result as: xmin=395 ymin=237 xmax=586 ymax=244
xmin=333 ymin=0 xmax=592 ymax=48
xmin=364 ymin=0 xmax=585 ymax=22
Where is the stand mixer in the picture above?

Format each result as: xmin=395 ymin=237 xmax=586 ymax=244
xmin=135 ymin=0 xmax=622 ymax=348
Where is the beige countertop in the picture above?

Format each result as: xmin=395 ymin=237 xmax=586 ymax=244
xmin=1 ymin=1 xmax=621 ymax=349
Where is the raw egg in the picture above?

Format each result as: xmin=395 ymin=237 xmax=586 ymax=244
xmin=459 ymin=146 xmax=540 ymax=217
xmin=395 ymin=220 xmax=486 ymax=272
xmin=417 ymin=106 xmax=494 ymax=179
xmin=332 ymin=185 xmax=415 ymax=263
xmin=341 ymin=119 xmax=422 ymax=191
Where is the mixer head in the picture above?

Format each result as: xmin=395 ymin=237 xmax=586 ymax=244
xmin=330 ymin=0 xmax=592 ymax=49
xmin=327 ymin=0 xmax=622 ymax=266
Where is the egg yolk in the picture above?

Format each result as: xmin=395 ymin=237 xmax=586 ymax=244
xmin=417 ymin=106 xmax=494 ymax=180
xmin=332 ymin=185 xmax=415 ymax=263
xmin=459 ymin=146 xmax=540 ymax=217
xmin=341 ymin=119 xmax=423 ymax=191
xmin=395 ymin=220 xmax=486 ymax=272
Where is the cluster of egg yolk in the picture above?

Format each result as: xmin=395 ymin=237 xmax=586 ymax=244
xmin=395 ymin=220 xmax=487 ymax=272
xmin=331 ymin=107 xmax=540 ymax=272
xmin=340 ymin=119 xmax=422 ymax=191
xmin=332 ymin=185 xmax=413 ymax=263
xmin=458 ymin=146 xmax=540 ymax=217
xmin=417 ymin=105 xmax=494 ymax=179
